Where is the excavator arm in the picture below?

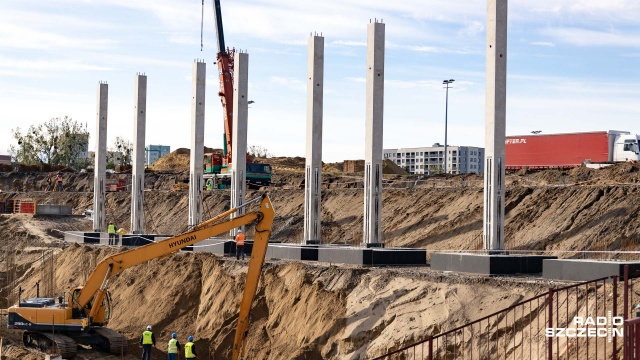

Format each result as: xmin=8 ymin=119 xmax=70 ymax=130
xmin=231 ymin=195 xmax=272 ymax=360
xmin=74 ymin=194 xmax=274 ymax=321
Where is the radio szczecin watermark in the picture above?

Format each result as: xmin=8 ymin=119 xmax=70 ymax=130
xmin=545 ymin=311 xmax=623 ymax=343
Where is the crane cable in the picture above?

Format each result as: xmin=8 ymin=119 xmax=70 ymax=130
xmin=200 ymin=0 xmax=205 ymax=51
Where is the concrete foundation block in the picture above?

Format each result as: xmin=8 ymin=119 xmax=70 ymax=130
xmin=267 ymin=244 xmax=319 ymax=261
xmin=543 ymin=259 xmax=640 ymax=281
xmin=35 ymin=204 xmax=72 ymax=216
xmin=430 ymin=252 xmax=555 ymax=275
xmin=318 ymin=246 xmax=426 ymax=266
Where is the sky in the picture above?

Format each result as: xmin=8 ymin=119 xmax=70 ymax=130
xmin=1 ymin=0 xmax=640 ymax=162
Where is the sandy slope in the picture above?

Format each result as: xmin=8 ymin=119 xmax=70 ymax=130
xmin=3 ymin=240 xmax=548 ymax=359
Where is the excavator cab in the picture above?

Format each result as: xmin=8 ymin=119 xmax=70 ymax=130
xmin=70 ymin=287 xmax=111 ymax=326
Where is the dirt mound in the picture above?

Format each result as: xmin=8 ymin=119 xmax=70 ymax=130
xmin=151 ymin=148 xmax=190 ymax=172
xmin=152 ymin=147 xmax=221 ymax=172
xmin=383 ymin=159 xmax=410 ymax=175
xmin=508 ymin=162 xmax=640 ymax=186
xmin=253 ymin=157 xmax=342 ymax=174
xmin=341 ymin=159 xmax=409 ymax=175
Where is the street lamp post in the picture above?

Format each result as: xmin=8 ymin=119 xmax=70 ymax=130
xmin=443 ymin=79 xmax=455 ymax=174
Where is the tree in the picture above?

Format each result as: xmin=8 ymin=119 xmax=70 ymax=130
xmin=104 ymin=137 xmax=132 ymax=169
xmin=248 ymin=145 xmax=273 ymax=159
xmin=9 ymin=116 xmax=90 ymax=169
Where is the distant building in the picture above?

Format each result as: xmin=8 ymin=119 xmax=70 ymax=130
xmin=72 ymin=133 xmax=89 ymax=160
xmin=383 ymin=144 xmax=485 ymax=175
xmin=145 ymin=145 xmax=170 ymax=166
xmin=0 ymin=155 xmax=11 ymax=166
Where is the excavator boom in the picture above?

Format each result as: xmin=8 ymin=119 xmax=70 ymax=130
xmin=75 ymin=194 xmax=273 ymax=310
xmin=7 ymin=194 xmax=275 ymax=359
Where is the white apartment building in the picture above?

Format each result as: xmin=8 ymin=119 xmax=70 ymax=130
xmin=383 ymin=144 xmax=484 ymax=175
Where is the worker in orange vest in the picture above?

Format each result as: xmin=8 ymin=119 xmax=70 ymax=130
xmin=55 ymin=173 xmax=63 ymax=192
xmin=235 ymin=229 xmax=245 ymax=260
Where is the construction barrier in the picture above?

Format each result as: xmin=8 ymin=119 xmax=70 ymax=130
xmin=11 ymin=200 xmax=36 ymax=214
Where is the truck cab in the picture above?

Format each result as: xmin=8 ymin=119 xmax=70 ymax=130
xmin=612 ymin=133 xmax=640 ymax=162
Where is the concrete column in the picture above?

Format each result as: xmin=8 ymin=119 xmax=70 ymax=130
xmin=230 ymin=52 xmax=248 ymax=235
xmin=189 ymin=61 xmax=206 ymax=227
xmin=130 ymin=73 xmax=147 ymax=234
xmin=303 ymin=35 xmax=324 ymax=244
xmin=483 ymin=0 xmax=508 ymax=251
xmin=93 ymin=82 xmax=108 ymax=232
xmin=363 ymin=22 xmax=384 ymax=247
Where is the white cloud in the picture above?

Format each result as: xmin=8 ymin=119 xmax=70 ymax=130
xmin=541 ymin=27 xmax=640 ymax=47
xmin=459 ymin=21 xmax=484 ymax=37
xmin=0 ymin=22 xmax=117 ymax=51
xmin=270 ymin=76 xmax=306 ymax=92
xmin=530 ymin=41 xmax=556 ymax=47
xmin=0 ymin=56 xmax=114 ymax=74
xmin=346 ymin=77 xmax=366 ymax=83
xmin=332 ymin=40 xmax=367 ymax=47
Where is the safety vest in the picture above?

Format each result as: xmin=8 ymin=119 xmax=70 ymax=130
xmin=185 ymin=342 xmax=195 ymax=358
xmin=142 ymin=330 xmax=153 ymax=345
xmin=167 ymin=338 xmax=178 ymax=354
xmin=108 ymin=224 xmax=116 ymax=234
xmin=235 ymin=233 xmax=245 ymax=246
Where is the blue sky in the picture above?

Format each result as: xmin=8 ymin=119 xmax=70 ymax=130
xmin=1 ymin=0 xmax=639 ymax=162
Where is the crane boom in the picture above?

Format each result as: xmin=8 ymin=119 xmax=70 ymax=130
xmin=213 ymin=0 xmax=226 ymax=55
xmin=212 ymin=0 xmax=234 ymax=165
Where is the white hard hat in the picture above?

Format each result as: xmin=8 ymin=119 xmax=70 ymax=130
xmin=146 ymin=325 xmax=151 ymax=330
xmin=238 ymin=229 xmax=243 ymax=233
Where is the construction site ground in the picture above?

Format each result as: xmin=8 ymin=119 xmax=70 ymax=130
xmin=2 ymin=157 xmax=640 ymax=359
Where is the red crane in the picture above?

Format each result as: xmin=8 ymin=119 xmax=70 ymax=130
xmin=204 ymin=0 xmax=272 ymax=188
xmin=213 ymin=0 xmax=235 ymax=168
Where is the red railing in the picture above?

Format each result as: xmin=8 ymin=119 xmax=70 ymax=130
xmin=373 ymin=267 xmax=638 ymax=360
xmin=624 ymin=318 xmax=640 ymax=359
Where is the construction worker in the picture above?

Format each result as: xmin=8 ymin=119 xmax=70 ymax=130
xmin=235 ymin=229 xmax=245 ymax=260
xmin=46 ymin=173 xmax=52 ymax=191
xmin=108 ymin=221 xmax=117 ymax=245
xmin=55 ymin=173 xmax=63 ymax=192
xmin=167 ymin=332 xmax=181 ymax=360
xmin=206 ymin=179 xmax=213 ymax=190
xmin=139 ymin=325 xmax=156 ymax=360
xmin=184 ymin=336 xmax=198 ymax=359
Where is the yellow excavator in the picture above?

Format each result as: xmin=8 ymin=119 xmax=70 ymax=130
xmin=7 ymin=193 xmax=274 ymax=359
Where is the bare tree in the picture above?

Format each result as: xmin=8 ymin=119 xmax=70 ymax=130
xmin=9 ymin=116 xmax=89 ymax=169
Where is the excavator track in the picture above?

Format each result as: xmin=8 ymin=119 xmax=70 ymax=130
xmin=23 ymin=331 xmax=78 ymax=359
xmin=94 ymin=327 xmax=128 ymax=355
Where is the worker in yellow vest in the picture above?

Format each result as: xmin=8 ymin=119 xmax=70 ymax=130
xmin=167 ymin=332 xmax=181 ymax=360
xmin=184 ymin=335 xmax=198 ymax=359
xmin=235 ymin=229 xmax=245 ymax=260
xmin=139 ymin=325 xmax=156 ymax=360
xmin=108 ymin=221 xmax=117 ymax=245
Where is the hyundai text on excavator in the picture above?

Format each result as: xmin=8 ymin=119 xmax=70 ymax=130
xmin=7 ymin=194 xmax=275 ymax=359
xmin=203 ymin=0 xmax=272 ymax=189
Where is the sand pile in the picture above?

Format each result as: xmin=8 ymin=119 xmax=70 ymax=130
xmin=151 ymin=148 xmax=190 ymax=172
xmin=151 ymin=147 xmax=221 ymax=173
xmin=382 ymin=159 xmax=410 ymax=175
xmin=341 ymin=159 xmax=409 ymax=175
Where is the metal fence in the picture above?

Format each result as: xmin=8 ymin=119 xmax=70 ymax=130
xmin=373 ymin=267 xmax=639 ymax=360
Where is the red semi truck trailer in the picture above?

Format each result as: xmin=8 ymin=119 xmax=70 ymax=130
xmin=505 ymin=131 xmax=640 ymax=170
